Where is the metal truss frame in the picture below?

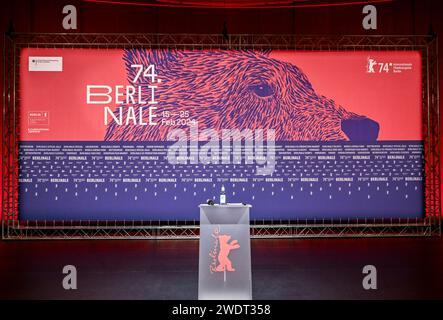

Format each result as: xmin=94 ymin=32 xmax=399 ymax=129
xmin=2 ymin=33 xmax=441 ymax=240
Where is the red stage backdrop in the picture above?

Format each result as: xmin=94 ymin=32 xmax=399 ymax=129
xmin=17 ymin=48 xmax=424 ymax=220
xmin=19 ymin=49 xmax=421 ymax=141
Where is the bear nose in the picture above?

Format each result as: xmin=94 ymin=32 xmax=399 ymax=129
xmin=341 ymin=117 xmax=379 ymax=141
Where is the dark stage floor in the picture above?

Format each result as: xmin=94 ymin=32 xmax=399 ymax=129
xmin=0 ymin=237 xmax=442 ymax=299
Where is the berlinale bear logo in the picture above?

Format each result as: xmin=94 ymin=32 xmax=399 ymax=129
xmin=209 ymin=227 xmax=240 ymax=273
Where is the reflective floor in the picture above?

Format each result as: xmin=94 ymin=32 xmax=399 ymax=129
xmin=0 ymin=237 xmax=442 ymax=299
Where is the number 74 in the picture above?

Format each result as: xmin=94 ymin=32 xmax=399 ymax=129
xmin=130 ymin=64 xmax=158 ymax=83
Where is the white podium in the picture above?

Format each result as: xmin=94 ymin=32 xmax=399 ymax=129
xmin=198 ymin=204 xmax=252 ymax=300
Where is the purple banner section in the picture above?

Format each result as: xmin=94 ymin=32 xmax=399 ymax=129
xmin=18 ymin=141 xmax=424 ymax=221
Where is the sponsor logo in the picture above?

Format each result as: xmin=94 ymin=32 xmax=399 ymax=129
xmin=29 ymin=57 xmax=63 ymax=72
xmin=366 ymin=56 xmax=413 ymax=74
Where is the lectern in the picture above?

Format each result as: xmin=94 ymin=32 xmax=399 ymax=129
xmin=198 ymin=204 xmax=252 ymax=300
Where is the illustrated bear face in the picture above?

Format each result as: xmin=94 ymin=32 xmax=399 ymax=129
xmin=105 ymin=49 xmax=379 ymax=142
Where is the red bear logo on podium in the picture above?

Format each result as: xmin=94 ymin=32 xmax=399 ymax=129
xmin=215 ymin=234 xmax=240 ymax=272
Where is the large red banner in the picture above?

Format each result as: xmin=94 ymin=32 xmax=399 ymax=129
xmin=17 ymin=48 xmax=424 ymax=221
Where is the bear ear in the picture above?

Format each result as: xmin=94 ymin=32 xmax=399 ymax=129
xmin=240 ymin=48 xmax=271 ymax=57
xmin=259 ymin=48 xmax=272 ymax=56
xmin=123 ymin=49 xmax=185 ymax=82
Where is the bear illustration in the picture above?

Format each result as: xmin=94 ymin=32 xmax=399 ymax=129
xmin=215 ymin=234 xmax=240 ymax=272
xmin=105 ymin=49 xmax=379 ymax=141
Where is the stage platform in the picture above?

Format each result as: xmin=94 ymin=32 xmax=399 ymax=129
xmin=0 ymin=238 xmax=442 ymax=299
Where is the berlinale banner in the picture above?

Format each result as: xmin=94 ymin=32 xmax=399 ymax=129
xmin=18 ymin=48 xmax=424 ymax=220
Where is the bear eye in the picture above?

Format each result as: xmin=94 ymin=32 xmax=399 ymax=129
xmin=249 ymin=83 xmax=273 ymax=97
